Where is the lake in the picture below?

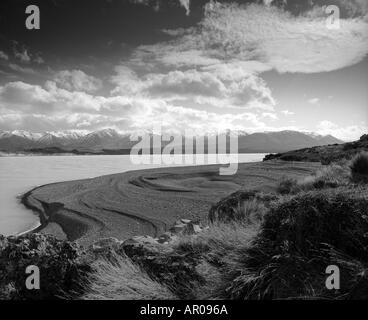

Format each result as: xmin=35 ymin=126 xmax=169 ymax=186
xmin=0 ymin=154 xmax=265 ymax=236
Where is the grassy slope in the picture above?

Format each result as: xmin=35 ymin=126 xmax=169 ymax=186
xmin=263 ymin=134 xmax=368 ymax=164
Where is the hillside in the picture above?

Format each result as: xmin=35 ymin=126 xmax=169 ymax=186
xmin=264 ymin=134 xmax=368 ymax=164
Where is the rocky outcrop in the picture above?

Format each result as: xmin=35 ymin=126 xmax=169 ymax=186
xmin=88 ymin=219 xmax=204 ymax=255
xmin=0 ymin=234 xmax=90 ymax=299
xmin=0 ymin=219 xmax=205 ymax=299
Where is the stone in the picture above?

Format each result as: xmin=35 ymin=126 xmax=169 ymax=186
xmin=157 ymin=232 xmax=173 ymax=244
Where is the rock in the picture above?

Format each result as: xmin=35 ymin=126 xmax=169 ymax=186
xmin=171 ymin=223 xmax=187 ymax=234
xmin=123 ymin=235 xmax=159 ymax=246
xmin=92 ymin=237 xmax=123 ymax=250
xmin=193 ymin=224 xmax=202 ymax=234
xmin=89 ymin=237 xmax=125 ymax=258
xmin=170 ymin=220 xmax=203 ymax=235
xmin=157 ymin=232 xmax=173 ymax=244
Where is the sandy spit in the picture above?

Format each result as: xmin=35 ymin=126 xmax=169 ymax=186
xmin=22 ymin=161 xmax=320 ymax=246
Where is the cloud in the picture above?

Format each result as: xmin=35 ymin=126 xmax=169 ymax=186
xmin=337 ymin=0 xmax=368 ymax=17
xmin=0 ymin=79 xmax=274 ymax=134
xmin=281 ymin=110 xmax=295 ymax=116
xmin=308 ymin=98 xmax=320 ymax=104
xmin=317 ymin=120 xmax=368 ymax=141
xmin=8 ymin=63 xmax=37 ymax=75
xmin=14 ymin=49 xmax=31 ymax=63
xmin=0 ymin=51 xmax=9 ymax=60
xmin=129 ymin=0 xmax=191 ymax=15
xmin=179 ymin=0 xmax=190 ymax=15
xmin=1 ymin=1 xmax=366 ymax=137
xmin=111 ymin=65 xmax=276 ymax=110
xmin=138 ymin=3 xmax=368 ymax=74
xmin=262 ymin=112 xmax=278 ymax=120
xmin=11 ymin=42 xmax=45 ymax=65
xmin=108 ymin=1 xmax=367 ymax=126
xmin=54 ymin=70 xmax=102 ymax=93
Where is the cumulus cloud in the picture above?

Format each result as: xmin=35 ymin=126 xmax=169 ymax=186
xmin=111 ymin=65 xmax=276 ymax=109
xmin=54 ymin=70 xmax=102 ymax=93
xmin=0 ymin=80 xmax=272 ymax=134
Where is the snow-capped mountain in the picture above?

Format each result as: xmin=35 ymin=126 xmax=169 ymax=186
xmin=0 ymin=129 xmax=344 ymax=153
xmin=11 ymin=130 xmax=43 ymax=141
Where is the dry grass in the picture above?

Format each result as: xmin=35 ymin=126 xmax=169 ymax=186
xmin=350 ymin=152 xmax=368 ymax=182
xmin=81 ymin=254 xmax=176 ymax=300
xmin=224 ymin=186 xmax=368 ymax=300
xmin=277 ymin=162 xmax=351 ymax=195
xmin=172 ymin=220 xmax=261 ymax=299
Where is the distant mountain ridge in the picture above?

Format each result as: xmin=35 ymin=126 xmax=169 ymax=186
xmin=0 ymin=129 xmax=343 ymax=154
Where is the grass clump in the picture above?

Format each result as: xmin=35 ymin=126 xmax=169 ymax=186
xmin=224 ymin=187 xmax=368 ymax=300
xmin=277 ymin=177 xmax=299 ymax=195
xmin=277 ymin=162 xmax=351 ymax=195
xmin=350 ymin=152 xmax=368 ymax=182
xmin=209 ymin=190 xmax=276 ymax=224
xmin=81 ymin=255 xmax=176 ymax=300
xmin=172 ymin=221 xmax=260 ymax=299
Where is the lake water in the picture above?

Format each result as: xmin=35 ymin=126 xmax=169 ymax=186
xmin=0 ymin=154 xmax=265 ymax=236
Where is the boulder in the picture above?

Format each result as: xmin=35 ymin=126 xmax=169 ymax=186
xmin=170 ymin=219 xmax=203 ymax=235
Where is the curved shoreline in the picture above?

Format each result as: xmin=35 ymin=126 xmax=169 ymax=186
xmin=19 ymin=161 xmax=321 ymax=245
xmin=20 ymin=185 xmax=52 ymax=235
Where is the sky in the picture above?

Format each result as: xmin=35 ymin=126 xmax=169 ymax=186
xmin=0 ymin=0 xmax=367 ymax=141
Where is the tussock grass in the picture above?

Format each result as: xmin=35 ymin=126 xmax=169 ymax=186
xmin=81 ymin=254 xmax=176 ymax=300
xmin=350 ymin=152 xmax=368 ymax=182
xmin=173 ymin=221 xmax=261 ymax=299
xmin=277 ymin=162 xmax=351 ymax=195
xmin=209 ymin=190 xmax=276 ymax=224
xmin=224 ymin=187 xmax=368 ymax=300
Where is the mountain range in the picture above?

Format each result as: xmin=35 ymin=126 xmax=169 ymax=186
xmin=0 ymin=129 xmax=343 ymax=154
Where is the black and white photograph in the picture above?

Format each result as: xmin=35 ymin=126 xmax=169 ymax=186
xmin=0 ymin=0 xmax=368 ymax=305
